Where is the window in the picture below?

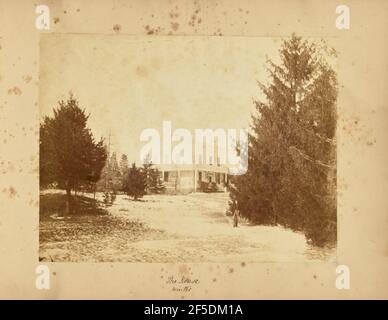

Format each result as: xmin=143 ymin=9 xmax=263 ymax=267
xmin=198 ymin=171 xmax=202 ymax=182
xmin=163 ymin=171 xmax=169 ymax=182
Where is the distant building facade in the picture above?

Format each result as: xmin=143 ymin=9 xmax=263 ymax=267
xmin=156 ymin=163 xmax=228 ymax=194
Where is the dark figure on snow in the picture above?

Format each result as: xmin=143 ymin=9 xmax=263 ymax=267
xmin=232 ymin=201 xmax=239 ymax=227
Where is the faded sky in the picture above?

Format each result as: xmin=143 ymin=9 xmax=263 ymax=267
xmin=39 ymin=34 xmax=279 ymax=163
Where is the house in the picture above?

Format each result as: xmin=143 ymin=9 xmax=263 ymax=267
xmin=156 ymin=163 xmax=229 ymax=194
xmin=150 ymin=132 xmax=234 ymax=193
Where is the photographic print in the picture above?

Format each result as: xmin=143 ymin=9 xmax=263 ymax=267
xmin=1 ymin=0 xmax=388 ymax=300
xmin=38 ymin=34 xmax=337 ymax=263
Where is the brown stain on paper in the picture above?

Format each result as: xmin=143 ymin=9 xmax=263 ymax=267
xmin=2 ymin=186 xmax=18 ymax=199
xmin=113 ymin=24 xmax=121 ymax=33
xmin=135 ymin=65 xmax=148 ymax=78
xmin=7 ymin=86 xmax=22 ymax=95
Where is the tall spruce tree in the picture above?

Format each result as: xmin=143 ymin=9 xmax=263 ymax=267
xmin=229 ymin=35 xmax=337 ymax=246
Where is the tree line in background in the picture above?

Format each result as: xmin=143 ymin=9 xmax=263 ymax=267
xmin=99 ymin=152 xmax=165 ymax=204
xmin=229 ymin=35 xmax=337 ymax=247
xmin=40 ymin=94 xmax=165 ymax=214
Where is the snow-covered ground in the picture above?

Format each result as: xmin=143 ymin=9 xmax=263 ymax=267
xmin=39 ymin=191 xmax=335 ymax=262
xmin=105 ymin=192 xmax=336 ymax=262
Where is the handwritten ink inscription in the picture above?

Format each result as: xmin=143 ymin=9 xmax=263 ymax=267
xmin=166 ymin=275 xmax=200 ymax=292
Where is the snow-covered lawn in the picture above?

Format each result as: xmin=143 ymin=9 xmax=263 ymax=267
xmin=39 ymin=192 xmax=335 ymax=262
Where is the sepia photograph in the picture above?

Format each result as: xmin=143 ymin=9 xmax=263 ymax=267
xmin=39 ymin=34 xmax=337 ymax=263
xmin=1 ymin=0 xmax=388 ymax=302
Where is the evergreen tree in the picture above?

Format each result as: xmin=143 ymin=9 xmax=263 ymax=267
xmin=142 ymin=155 xmax=165 ymax=194
xmin=109 ymin=152 xmax=122 ymax=191
xmin=119 ymin=154 xmax=129 ymax=176
xmin=97 ymin=147 xmax=111 ymax=191
xmin=147 ymin=167 xmax=165 ymax=194
xmin=97 ymin=151 xmax=123 ymax=192
xmin=229 ymin=35 xmax=337 ymax=246
xmin=123 ymin=163 xmax=146 ymax=200
xmin=88 ymin=140 xmax=108 ymax=199
xmin=40 ymin=93 xmax=107 ymax=214
xmin=110 ymin=152 xmax=120 ymax=175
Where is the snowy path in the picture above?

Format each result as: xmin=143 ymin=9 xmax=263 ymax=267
xmin=107 ymin=193 xmax=336 ymax=263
